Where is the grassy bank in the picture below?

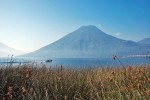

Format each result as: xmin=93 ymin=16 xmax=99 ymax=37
xmin=0 ymin=64 xmax=150 ymax=100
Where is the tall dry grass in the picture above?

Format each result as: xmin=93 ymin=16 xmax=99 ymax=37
xmin=0 ymin=64 xmax=150 ymax=100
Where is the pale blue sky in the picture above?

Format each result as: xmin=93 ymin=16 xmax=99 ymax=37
xmin=0 ymin=0 xmax=150 ymax=52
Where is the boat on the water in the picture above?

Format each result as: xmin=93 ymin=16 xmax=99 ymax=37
xmin=45 ymin=59 xmax=53 ymax=62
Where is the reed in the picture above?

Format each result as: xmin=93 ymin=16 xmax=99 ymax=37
xmin=0 ymin=64 xmax=149 ymax=99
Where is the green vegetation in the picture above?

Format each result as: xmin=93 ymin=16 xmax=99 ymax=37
xmin=0 ymin=64 xmax=150 ymax=100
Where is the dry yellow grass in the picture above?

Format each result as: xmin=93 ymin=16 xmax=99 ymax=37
xmin=0 ymin=64 xmax=150 ymax=100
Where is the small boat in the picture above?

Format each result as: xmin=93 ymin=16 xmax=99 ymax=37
xmin=45 ymin=59 xmax=53 ymax=62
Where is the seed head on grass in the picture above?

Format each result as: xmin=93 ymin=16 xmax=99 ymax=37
xmin=26 ymin=66 xmax=31 ymax=79
xmin=141 ymin=92 xmax=144 ymax=96
xmin=111 ymin=71 xmax=115 ymax=75
xmin=147 ymin=89 xmax=150 ymax=96
xmin=64 ymin=96 xmax=67 ymax=100
xmin=131 ymin=83 xmax=134 ymax=90
xmin=137 ymin=82 xmax=141 ymax=90
xmin=57 ymin=77 xmax=61 ymax=81
xmin=2 ymin=95 xmax=7 ymax=100
xmin=8 ymin=83 xmax=13 ymax=92
xmin=22 ymin=86 xmax=26 ymax=95
xmin=127 ymin=66 xmax=132 ymax=71
xmin=57 ymin=64 xmax=63 ymax=81
xmin=147 ymin=78 xmax=150 ymax=83
xmin=136 ymin=69 xmax=141 ymax=75
xmin=7 ymin=83 xmax=13 ymax=99
xmin=108 ymin=77 xmax=113 ymax=82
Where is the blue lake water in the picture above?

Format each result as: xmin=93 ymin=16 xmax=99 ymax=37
xmin=0 ymin=57 xmax=150 ymax=68
xmin=50 ymin=58 xmax=150 ymax=68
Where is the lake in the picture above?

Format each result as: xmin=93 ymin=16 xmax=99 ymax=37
xmin=0 ymin=57 xmax=150 ymax=68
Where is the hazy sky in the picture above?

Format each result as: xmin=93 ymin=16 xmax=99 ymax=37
xmin=0 ymin=0 xmax=150 ymax=52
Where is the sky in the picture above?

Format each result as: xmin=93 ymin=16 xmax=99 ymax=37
xmin=0 ymin=0 xmax=150 ymax=52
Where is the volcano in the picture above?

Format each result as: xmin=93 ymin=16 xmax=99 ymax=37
xmin=22 ymin=25 xmax=150 ymax=58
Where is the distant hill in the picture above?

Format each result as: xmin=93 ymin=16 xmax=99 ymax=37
xmin=21 ymin=25 xmax=150 ymax=58
xmin=138 ymin=38 xmax=150 ymax=45
xmin=0 ymin=42 xmax=23 ymax=57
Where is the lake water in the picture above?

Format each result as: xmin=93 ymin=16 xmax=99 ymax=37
xmin=0 ymin=57 xmax=150 ymax=68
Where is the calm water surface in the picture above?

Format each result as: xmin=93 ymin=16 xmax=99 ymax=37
xmin=0 ymin=57 xmax=150 ymax=68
